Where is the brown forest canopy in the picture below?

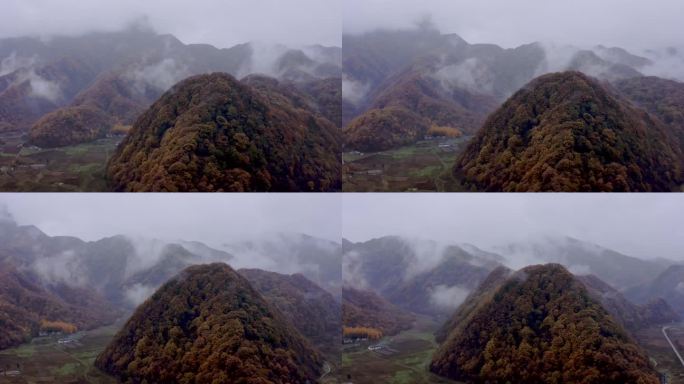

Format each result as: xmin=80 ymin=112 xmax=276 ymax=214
xmin=431 ymin=264 xmax=661 ymax=384
xmin=454 ymin=71 xmax=683 ymax=192
xmin=96 ymin=263 xmax=323 ymax=384
xmin=107 ymin=73 xmax=342 ymax=192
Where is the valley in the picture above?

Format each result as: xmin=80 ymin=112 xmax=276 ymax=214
xmin=335 ymin=316 xmax=459 ymax=384
xmin=0 ymin=27 xmax=342 ymax=192
xmin=0 ymin=322 xmax=121 ymax=383
xmin=343 ymin=136 xmax=470 ymax=192
xmin=341 ymin=233 xmax=684 ymax=384
xmin=638 ymin=324 xmax=684 ymax=383
xmin=0 ymin=134 xmax=120 ymax=191
xmin=342 ymin=26 xmax=684 ymax=192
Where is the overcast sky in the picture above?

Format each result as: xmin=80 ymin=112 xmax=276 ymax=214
xmin=343 ymin=194 xmax=683 ymax=260
xmin=0 ymin=194 xmax=341 ymax=245
xmin=344 ymin=0 xmax=684 ymax=51
xmin=0 ymin=0 xmax=341 ymax=48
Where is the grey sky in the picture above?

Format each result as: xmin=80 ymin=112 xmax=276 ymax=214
xmin=0 ymin=0 xmax=341 ymax=48
xmin=343 ymin=194 xmax=684 ymax=261
xmin=343 ymin=0 xmax=684 ymax=52
xmin=1 ymin=194 xmax=341 ymax=245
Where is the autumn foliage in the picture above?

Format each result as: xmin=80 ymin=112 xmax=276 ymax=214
xmin=238 ymin=268 xmax=342 ymax=358
xmin=342 ymin=286 xmax=414 ymax=336
xmin=40 ymin=320 xmax=77 ymax=334
xmin=427 ymin=125 xmax=463 ymax=138
xmin=455 ymin=71 xmax=683 ymax=191
xmin=107 ymin=73 xmax=341 ymax=192
xmin=95 ymin=263 xmax=323 ymax=384
xmin=28 ymin=105 xmax=114 ymax=148
xmin=0 ymin=262 xmax=118 ymax=350
xmin=343 ymin=326 xmax=382 ymax=340
xmin=430 ymin=264 xmax=661 ymax=384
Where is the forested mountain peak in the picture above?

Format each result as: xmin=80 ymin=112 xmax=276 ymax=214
xmin=106 ymin=72 xmax=342 ymax=191
xmin=95 ymin=263 xmax=324 ymax=384
xmin=431 ymin=263 xmax=661 ymax=383
xmin=454 ymin=71 xmax=683 ymax=191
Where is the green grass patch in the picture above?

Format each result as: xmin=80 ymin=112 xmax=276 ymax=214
xmin=389 ymin=369 xmax=414 ymax=384
xmin=401 ymin=330 xmax=436 ymax=343
xmin=2 ymin=343 xmax=37 ymax=358
xmin=390 ymin=146 xmax=421 ymax=159
xmin=69 ymin=162 xmax=104 ymax=174
xmin=55 ymin=362 xmax=80 ymax=376
xmin=411 ymin=165 xmax=442 ymax=178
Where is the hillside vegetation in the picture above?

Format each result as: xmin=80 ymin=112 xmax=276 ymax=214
xmin=96 ymin=263 xmax=323 ymax=384
xmin=107 ymin=73 xmax=341 ymax=192
xmin=431 ymin=264 xmax=660 ymax=384
xmin=455 ymin=71 xmax=682 ymax=191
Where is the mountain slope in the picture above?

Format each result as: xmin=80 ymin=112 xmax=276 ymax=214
xmin=625 ymin=265 xmax=684 ymax=314
xmin=95 ymin=263 xmax=323 ymax=384
xmin=342 ymin=286 xmax=414 ymax=337
xmin=239 ymin=268 xmax=341 ymax=357
xmin=495 ymin=237 xmax=672 ymax=290
xmin=431 ymin=264 xmax=660 ymax=383
xmin=107 ymin=72 xmax=341 ymax=192
xmin=343 ymin=237 xmax=502 ymax=315
xmin=615 ymin=76 xmax=684 ymax=155
xmin=455 ymin=71 xmax=682 ymax=191
xmin=579 ymin=274 xmax=680 ymax=332
xmin=1 ymin=28 xmax=339 ymax=145
xmin=0 ymin=262 xmax=118 ymax=350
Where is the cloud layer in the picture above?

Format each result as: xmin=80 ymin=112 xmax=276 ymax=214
xmin=344 ymin=0 xmax=684 ymax=52
xmin=0 ymin=0 xmax=341 ymax=48
xmin=1 ymin=194 xmax=342 ymax=245
xmin=342 ymin=194 xmax=684 ymax=261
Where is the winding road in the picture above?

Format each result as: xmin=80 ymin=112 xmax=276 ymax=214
xmin=662 ymin=326 xmax=684 ymax=368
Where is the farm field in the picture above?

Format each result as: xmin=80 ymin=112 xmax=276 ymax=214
xmin=0 ymin=135 xmax=121 ymax=192
xmin=0 ymin=323 xmax=121 ymax=384
xmin=342 ymin=136 xmax=471 ymax=192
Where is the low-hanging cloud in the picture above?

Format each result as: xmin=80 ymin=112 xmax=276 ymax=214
xmin=124 ymin=283 xmax=155 ymax=306
xmin=432 ymin=57 xmax=494 ymax=95
xmin=676 ymin=282 xmax=684 ymax=294
xmin=25 ymin=70 xmax=62 ymax=102
xmin=0 ymin=52 xmax=36 ymax=76
xmin=342 ymin=76 xmax=370 ymax=105
xmin=429 ymin=284 xmax=470 ymax=310
xmin=127 ymin=58 xmax=189 ymax=93
xmin=31 ymin=250 xmax=88 ymax=286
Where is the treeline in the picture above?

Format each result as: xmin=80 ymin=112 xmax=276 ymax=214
xmin=343 ymin=326 xmax=382 ymax=340
xmin=40 ymin=320 xmax=77 ymax=334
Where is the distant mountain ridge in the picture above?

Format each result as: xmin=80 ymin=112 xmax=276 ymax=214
xmin=0 ymin=27 xmax=341 ymax=147
xmin=343 ymin=236 xmax=504 ymax=316
xmin=342 ymin=26 xmax=684 ymax=162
